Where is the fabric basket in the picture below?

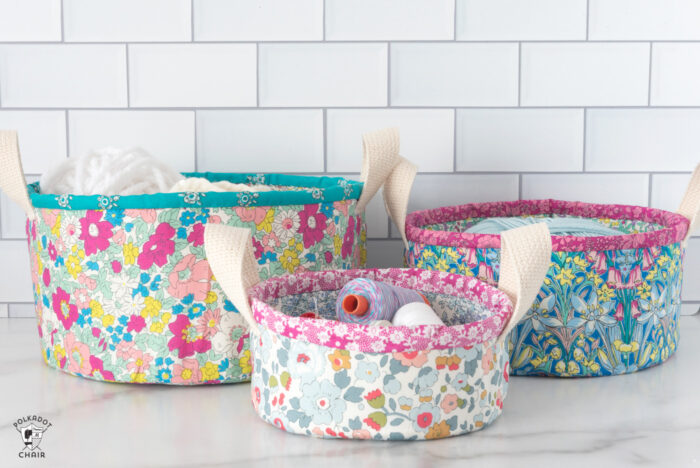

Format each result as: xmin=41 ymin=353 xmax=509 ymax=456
xmin=204 ymin=223 xmax=551 ymax=440
xmin=397 ymin=166 xmax=700 ymax=378
xmin=0 ymin=128 xmax=417 ymax=385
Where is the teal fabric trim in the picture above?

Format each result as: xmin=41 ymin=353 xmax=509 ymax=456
xmin=27 ymin=172 xmax=364 ymax=210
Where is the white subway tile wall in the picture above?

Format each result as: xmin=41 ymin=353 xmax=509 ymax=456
xmin=0 ymin=0 xmax=697 ymax=314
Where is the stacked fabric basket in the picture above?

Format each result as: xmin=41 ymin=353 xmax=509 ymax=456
xmin=204 ymin=222 xmax=552 ymax=440
xmin=0 ymin=128 xmax=415 ymax=385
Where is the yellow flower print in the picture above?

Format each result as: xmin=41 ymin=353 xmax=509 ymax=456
xmin=123 ymin=243 xmax=138 ymax=265
xmin=426 ymin=421 xmax=451 ymax=440
xmin=150 ymin=322 xmax=164 ymax=333
xmin=530 ymin=355 xmax=548 ymax=368
xmin=550 ymin=347 xmax=562 ymax=360
xmin=205 ymin=291 xmax=217 ymax=304
xmin=436 ymin=258 xmax=449 ymax=271
xmin=141 ymin=297 xmax=162 ymax=318
xmin=554 ymin=268 xmax=575 ymax=286
xmin=54 ymin=344 xmax=66 ymax=368
xmin=280 ymin=240 xmax=302 ymax=273
xmin=636 ymin=282 xmax=651 ymax=300
xmin=572 ymin=256 xmax=588 ymax=270
xmin=333 ymin=234 xmax=342 ymax=255
xmin=66 ymin=250 xmax=84 ymax=279
xmin=239 ymin=349 xmax=252 ymax=375
xmin=573 ymin=348 xmax=585 ymax=362
xmin=328 ymin=349 xmax=351 ymax=371
xmin=201 ymin=362 xmax=220 ymax=381
xmin=588 ymin=362 xmax=600 ymax=373
xmin=555 ymin=361 xmax=566 ymax=374
xmin=360 ymin=245 xmax=367 ymax=265
xmin=613 ymin=340 xmax=640 ymax=354
xmin=586 ymin=271 xmax=603 ymax=287
xmin=131 ymin=373 xmax=147 ymax=383
xmin=102 ymin=314 xmax=115 ymax=327
xmin=90 ymin=300 xmax=104 ymax=318
xmin=51 ymin=215 xmax=61 ymax=238
xmin=256 ymin=209 xmax=275 ymax=233
xmin=597 ymin=284 xmax=614 ymax=303
xmin=161 ymin=312 xmax=172 ymax=324
xmin=567 ymin=361 xmax=580 ymax=375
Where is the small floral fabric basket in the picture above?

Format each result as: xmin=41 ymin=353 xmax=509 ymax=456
xmin=204 ymin=223 xmax=551 ymax=440
xmin=0 ymin=128 xmax=416 ymax=385
xmin=399 ymin=167 xmax=700 ymax=378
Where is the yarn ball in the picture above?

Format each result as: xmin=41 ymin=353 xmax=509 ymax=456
xmin=39 ymin=147 xmax=184 ymax=196
xmin=392 ymin=302 xmax=444 ymax=327
xmin=169 ymin=177 xmax=274 ymax=193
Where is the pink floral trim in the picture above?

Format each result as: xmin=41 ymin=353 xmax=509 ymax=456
xmin=405 ymin=199 xmax=690 ymax=252
xmin=248 ymin=268 xmax=512 ymax=353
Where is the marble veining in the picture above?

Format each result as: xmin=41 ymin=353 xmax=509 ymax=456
xmin=1 ymin=316 xmax=699 ymax=468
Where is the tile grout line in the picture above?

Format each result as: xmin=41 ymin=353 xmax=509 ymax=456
xmin=585 ymin=0 xmax=590 ymax=40
xmin=5 ymin=105 xmax=699 ymax=111
xmin=582 ymin=108 xmax=587 ymax=171
xmin=517 ymin=42 xmax=522 ymax=106
xmin=452 ymin=108 xmax=457 ymax=172
xmin=193 ymin=110 xmax=198 ymax=172
xmin=255 ymin=43 xmax=260 ymax=107
xmin=647 ymin=173 xmax=653 ymax=207
xmin=190 ymin=0 xmax=195 ymax=42
xmin=60 ymin=0 xmax=65 ymax=42
xmin=64 ymin=109 xmax=70 ymax=158
xmin=453 ymin=0 xmax=458 ymax=40
xmin=322 ymin=108 xmax=327 ymax=172
xmin=647 ymin=42 xmax=653 ymax=106
xmin=125 ymin=44 xmax=131 ymax=107
xmin=386 ymin=42 xmax=391 ymax=107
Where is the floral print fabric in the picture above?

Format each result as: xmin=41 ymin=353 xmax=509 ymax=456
xmin=251 ymin=327 xmax=509 ymax=440
xmin=405 ymin=200 xmax=686 ymax=377
xmin=27 ymin=199 xmax=366 ymax=384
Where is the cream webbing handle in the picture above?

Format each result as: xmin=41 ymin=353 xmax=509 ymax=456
xmin=496 ymin=223 xmax=552 ymax=343
xmin=383 ymin=157 xmax=417 ymax=248
xmin=0 ymin=131 xmax=35 ymax=220
xmin=356 ymin=127 xmax=401 ymax=213
xmin=204 ymin=224 xmax=261 ymax=336
xmin=678 ymin=162 xmax=700 ymax=245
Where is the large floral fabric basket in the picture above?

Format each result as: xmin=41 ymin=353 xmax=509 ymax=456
xmin=204 ymin=223 xmax=551 ymax=440
xmin=399 ymin=168 xmax=700 ymax=378
xmin=0 ymin=128 xmax=417 ymax=385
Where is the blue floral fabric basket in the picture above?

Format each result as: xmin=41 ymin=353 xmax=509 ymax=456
xmin=396 ymin=175 xmax=700 ymax=378
xmin=0 ymin=128 xmax=414 ymax=385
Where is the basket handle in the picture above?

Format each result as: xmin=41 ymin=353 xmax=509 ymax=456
xmin=356 ymin=127 xmax=402 ymax=213
xmin=678 ymin=162 xmax=700 ymax=245
xmin=496 ymin=223 xmax=552 ymax=343
xmin=0 ymin=131 xmax=36 ymax=220
xmin=383 ymin=157 xmax=418 ymax=248
xmin=204 ymin=224 xmax=261 ymax=336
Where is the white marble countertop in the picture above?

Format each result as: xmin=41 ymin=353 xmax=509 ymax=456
xmin=1 ymin=315 xmax=699 ymax=468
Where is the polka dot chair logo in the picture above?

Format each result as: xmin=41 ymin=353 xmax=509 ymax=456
xmin=13 ymin=415 xmax=52 ymax=459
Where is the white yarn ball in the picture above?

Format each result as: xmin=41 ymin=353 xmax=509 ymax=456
xmin=39 ymin=147 xmax=184 ymax=196
xmin=169 ymin=177 xmax=274 ymax=193
xmin=392 ymin=302 xmax=444 ymax=327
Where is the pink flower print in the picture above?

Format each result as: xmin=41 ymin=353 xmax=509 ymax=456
xmin=440 ymin=394 xmax=459 ymax=414
xmin=341 ymin=216 xmax=355 ymax=259
xmin=73 ymin=288 xmax=91 ymax=310
xmin=209 ymin=215 xmax=221 ymax=224
xmin=393 ymin=350 xmax=429 ymax=367
xmin=481 ymin=347 xmax=495 ymax=372
xmin=235 ymin=206 xmax=267 ymax=224
xmin=111 ymin=260 xmax=122 ymax=273
xmin=111 ymin=229 xmax=126 ymax=246
xmin=79 ymin=210 xmax=113 ymax=256
xmin=273 ymin=209 xmax=300 ymax=243
xmin=324 ymin=251 xmax=333 ymax=264
xmin=630 ymin=300 xmax=641 ymax=319
xmin=125 ymin=209 xmax=157 ymax=223
xmin=48 ymin=241 xmax=57 ymax=262
xmin=333 ymin=200 xmax=350 ymax=216
xmin=89 ymin=356 xmax=115 ymax=381
xmin=78 ymin=273 xmax=97 ymax=290
xmin=252 ymin=237 xmax=264 ymax=259
xmin=464 ymin=248 xmax=477 ymax=268
xmin=262 ymin=232 xmax=280 ymax=252
xmin=52 ymin=287 xmax=78 ymax=330
xmin=187 ymin=223 xmax=204 ymax=247
xmin=478 ymin=264 xmax=495 ymax=284
xmin=171 ymin=359 xmax=201 ymax=384
xmin=127 ymin=315 xmax=146 ymax=333
xmin=126 ymin=349 xmax=153 ymax=374
xmin=167 ymin=254 xmax=212 ymax=301
xmin=137 ymin=223 xmax=175 ymax=270
xmin=41 ymin=209 xmax=59 ymax=227
xmin=325 ymin=223 xmax=336 ymax=237
xmin=116 ymin=341 xmax=134 ymax=360
xmin=196 ymin=308 xmax=221 ymax=338
xmin=299 ymin=205 xmax=328 ymax=248
xmin=64 ymin=332 xmax=92 ymax=375
xmin=42 ymin=268 xmax=51 ymax=286
xmin=167 ymin=315 xmax=212 ymax=358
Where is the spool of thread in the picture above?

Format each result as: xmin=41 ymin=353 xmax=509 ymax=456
xmin=466 ymin=216 xmax=622 ymax=237
xmin=336 ymin=278 xmax=429 ymax=325
xmin=392 ymin=302 xmax=444 ymax=327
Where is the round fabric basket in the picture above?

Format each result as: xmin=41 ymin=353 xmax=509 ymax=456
xmin=397 ymin=173 xmax=700 ymax=378
xmin=204 ymin=223 xmax=552 ymax=440
xmin=0 ymin=128 xmax=417 ymax=385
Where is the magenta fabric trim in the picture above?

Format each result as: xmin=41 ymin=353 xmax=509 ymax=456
xmin=405 ymin=199 xmax=690 ymax=252
xmin=247 ymin=268 xmax=513 ymax=353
